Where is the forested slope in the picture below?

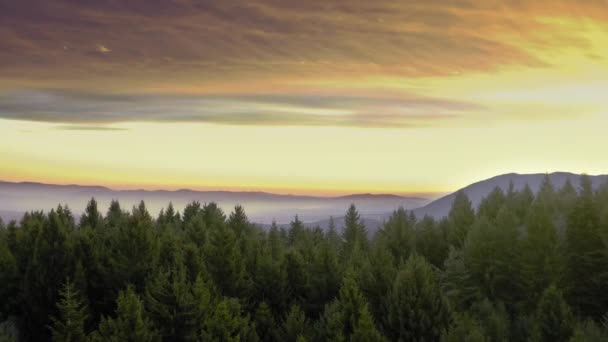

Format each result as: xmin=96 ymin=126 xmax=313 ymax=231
xmin=1 ymin=175 xmax=608 ymax=341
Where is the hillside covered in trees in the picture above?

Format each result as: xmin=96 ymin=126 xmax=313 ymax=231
xmin=1 ymin=175 xmax=608 ymax=341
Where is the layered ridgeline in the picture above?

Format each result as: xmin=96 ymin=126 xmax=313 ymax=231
xmin=0 ymin=181 xmax=428 ymax=225
xmin=1 ymin=174 xmax=608 ymax=341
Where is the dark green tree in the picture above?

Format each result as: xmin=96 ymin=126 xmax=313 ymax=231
xmin=202 ymin=298 xmax=258 ymax=341
xmin=341 ymin=205 xmax=368 ymax=264
xmin=281 ymin=305 xmax=308 ymax=341
xmin=448 ymin=191 xmax=475 ymax=247
xmin=90 ymin=286 xmax=160 ymax=342
xmin=79 ymin=198 xmax=103 ymax=230
xmin=48 ymin=279 xmax=88 ymax=342
xmin=144 ymin=267 xmax=198 ymax=341
xmin=531 ymin=285 xmax=575 ymax=342
xmin=387 ymin=254 xmax=451 ymax=341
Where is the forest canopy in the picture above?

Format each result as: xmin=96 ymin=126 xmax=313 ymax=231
xmin=1 ymin=174 xmax=608 ymax=341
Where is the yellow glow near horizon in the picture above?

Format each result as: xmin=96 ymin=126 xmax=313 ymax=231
xmin=1 ymin=3 xmax=608 ymax=195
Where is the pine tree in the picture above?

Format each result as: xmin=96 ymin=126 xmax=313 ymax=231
xmin=228 ymin=205 xmax=251 ymax=238
xmin=254 ymin=302 xmax=278 ymax=342
xmin=341 ymin=205 xmax=368 ymax=264
xmin=319 ymin=271 xmax=382 ymax=341
xmin=144 ymin=267 xmax=198 ymax=341
xmin=415 ymin=215 xmax=448 ymax=268
xmin=90 ymin=286 xmax=160 ymax=342
xmin=379 ymin=207 xmax=415 ymax=264
xmin=448 ymin=191 xmax=475 ymax=247
xmin=281 ymin=305 xmax=308 ymax=341
xmin=0 ymin=240 xmax=18 ymax=319
xmin=532 ymin=285 xmax=574 ymax=342
xmin=204 ymin=221 xmax=245 ymax=297
xmin=358 ymin=244 xmax=395 ymax=332
xmin=564 ymin=175 xmax=607 ymax=318
xmin=288 ymin=215 xmax=305 ymax=247
xmin=441 ymin=247 xmax=478 ymax=311
xmin=23 ymin=208 xmax=74 ymax=340
xmin=387 ymin=254 xmax=451 ymax=341
xmin=202 ymin=298 xmax=259 ymax=341
xmin=568 ymin=319 xmax=608 ymax=342
xmin=105 ymin=200 xmax=124 ymax=228
xmin=79 ymin=198 xmax=103 ymax=229
xmin=464 ymin=210 xmax=522 ymax=305
xmin=444 ymin=313 xmax=487 ymax=342
xmin=477 ymin=187 xmax=506 ymax=222
xmin=521 ymin=200 xmax=560 ymax=306
xmin=49 ymin=279 xmax=88 ymax=342
xmin=351 ymin=306 xmax=385 ymax=342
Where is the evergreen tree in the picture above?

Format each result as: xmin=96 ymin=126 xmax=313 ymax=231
xmin=90 ymin=287 xmax=160 ymax=342
xmin=564 ymin=175 xmax=607 ymax=318
xmin=254 ymin=302 xmax=278 ymax=342
xmin=105 ymin=200 xmax=124 ymax=228
xmin=79 ymin=198 xmax=103 ymax=229
xmin=23 ymin=207 xmax=74 ymax=340
xmin=281 ymin=305 xmax=308 ymax=341
xmin=444 ymin=313 xmax=487 ymax=342
xmin=464 ymin=210 xmax=522 ymax=305
xmin=350 ymin=305 xmax=385 ymax=342
xmin=204 ymin=221 xmax=245 ymax=297
xmin=0 ymin=240 xmax=18 ymax=319
xmin=531 ymin=285 xmax=574 ymax=342
xmin=568 ymin=319 xmax=608 ymax=342
xmin=387 ymin=254 xmax=451 ymax=341
xmin=448 ymin=191 xmax=475 ymax=247
xmin=379 ymin=208 xmax=415 ymax=264
xmin=144 ymin=267 xmax=198 ymax=341
xmin=288 ymin=215 xmax=305 ymax=247
xmin=48 ymin=279 xmax=88 ymax=342
xmin=442 ymin=247 xmax=478 ymax=311
xmin=320 ymin=271 xmax=382 ymax=341
xmin=227 ymin=205 xmax=251 ymax=238
xmin=341 ymin=205 xmax=368 ymax=264
xmin=202 ymin=298 xmax=258 ymax=341
xmin=415 ymin=215 xmax=449 ymax=268
xmin=521 ymin=200 xmax=560 ymax=306
xmin=477 ymin=187 xmax=506 ymax=222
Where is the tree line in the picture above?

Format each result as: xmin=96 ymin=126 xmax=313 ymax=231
xmin=0 ymin=174 xmax=608 ymax=341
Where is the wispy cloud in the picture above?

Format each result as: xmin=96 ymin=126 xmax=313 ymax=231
xmin=2 ymin=0 xmax=605 ymax=89
xmin=0 ymin=89 xmax=480 ymax=128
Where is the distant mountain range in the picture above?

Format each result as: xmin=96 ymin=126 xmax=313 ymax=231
xmin=0 ymin=181 xmax=429 ymax=224
xmin=2 ymin=172 xmax=607 ymax=229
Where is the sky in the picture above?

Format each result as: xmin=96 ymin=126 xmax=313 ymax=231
xmin=1 ymin=0 xmax=607 ymax=196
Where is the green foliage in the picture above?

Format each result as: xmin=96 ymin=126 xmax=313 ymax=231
xmin=281 ymin=305 xmax=308 ymax=341
xmin=564 ymin=175 xmax=608 ymax=318
xmin=448 ymin=191 xmax=475 ymax=247
xmin=341 ymin=205 xmax=368 ymax=264
xmin=387 ymin=254 xmax=451 ymax=341
xmin=568 ymin=319 xmax=608 ymax=342
xmin=444 ymin=312 xmax=487 ymax=342
xmin=531 ymin=285 xmax=575 ymax=342
xmin=2 ymin=185 xmax=608 ymax=342
xmin=378 ymin=207 xmax=415 ymax=264
xmin=319 ymin=271 xmax=381 ymax=341
xmin=144 ymin=267 xmax=198 ymax=341
xmin=48 ymin=279 xmax=88 ymax=342
xmin=90 ymin=286 xmax=160 ymax=342
xmin=202 ymin=298 xmax=258 ymax=341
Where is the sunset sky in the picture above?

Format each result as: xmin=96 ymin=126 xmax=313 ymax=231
xmin=1 ymin=0 xmax=607 ymax=195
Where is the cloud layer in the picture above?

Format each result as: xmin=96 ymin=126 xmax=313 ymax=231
xmin=0 ymin=89 xmax=482 ymax=128
xmin=1 ymin=0 xmax=607 ymax=127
